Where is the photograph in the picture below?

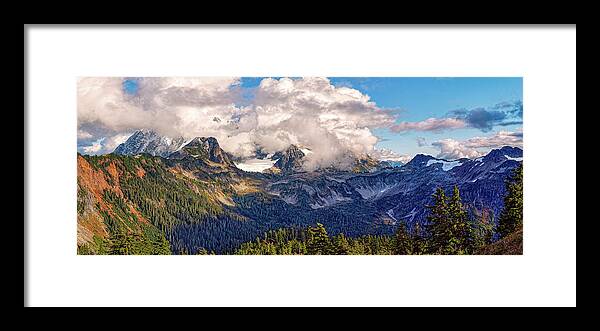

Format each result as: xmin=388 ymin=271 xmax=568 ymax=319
xmin=77 ymin=77 xmax=523 ymax=255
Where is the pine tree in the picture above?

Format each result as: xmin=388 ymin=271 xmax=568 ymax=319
xmin=307 ymin=223 xmax=332 ymax=255
xmin=160 ymin=235 xmax=172 ymax=254
xmin=425 ymin=186 xmax=473 ymax=254
xmin=497 ymin=164 xmax=523 ymax=238
xmin=425 ymin=187 xmax=450 ymax=254
xmin=109 ymin=232 xmax=129 ymax=255
xmin=333 ymin=233 xmax=350 ymax=255
xmin=447 ymin=185 xmax=473 ymax=254
xmin=412 ymin=221 xmax=427 ymax=255
xmin=394 ymin=221 xmax=412 ymax=255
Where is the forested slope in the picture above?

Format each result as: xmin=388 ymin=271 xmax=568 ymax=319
xmin=77 ymin=150 xmax=523 ymax=255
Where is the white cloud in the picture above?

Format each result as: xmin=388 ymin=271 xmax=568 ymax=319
xmin=77 ymin=130 xmax=93 ymax=139
xmin=390 ymin=118 xmax=466 ymax=133
xmin=103 ymin=133 xmax=135 ymax=153
xmin=79 ymin=133 xmax=135 ymax=155
xmin=431 ymin=139 xmax=485 ymax=160
xmin=249 ymin=77 xmax=395 ymax=169
xmin=78 ymin=76 xmax=243 ymax=138
xmin=461 ymin=130 xmax=523 ymax=149
xmin=372 ymin=148 xmax=412 ymax=163
xmin=81 ymin=138 xmax=105 ymax=154
xmin=432 ymin=130 xmax=523 ymax=160
xmin=78 ymin=77 xmax=398 ymax=170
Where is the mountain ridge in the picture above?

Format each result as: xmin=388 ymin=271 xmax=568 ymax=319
xmin=113 ymin=129 xmax=187 ymax=157
xmin=78 ymin=142 xmax=522 ymax=254
xmin=111 ymin=129 xmax=522 ymax=176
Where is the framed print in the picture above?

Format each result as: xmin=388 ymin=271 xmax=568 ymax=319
xmin=25 ymin=25 xmax=576 ymax=307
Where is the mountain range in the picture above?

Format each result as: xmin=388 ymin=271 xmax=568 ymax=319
xmin=113 ymin=129 xmax=392 ymax=174
xmin=79 ymin=129 xmax=523 ymax=254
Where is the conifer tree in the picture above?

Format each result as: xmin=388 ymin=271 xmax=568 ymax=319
xmin=155 ymin=235 xmax=172 ymax=255
xmin=307 ymin=223 xmax=332 ymax=255
xmin=109 ymin=232 xmax=129 ymax=255
xmin=447 ymin=185 xmax=473 ymax=254
xmin=497 ymin=164 xmax=523 ymax=238
xmin=394 ymin=221 xmax=412 ymax=255
xmin=425 ymin=187 xmax=450 ymax=254
xmin=411 ymin=221 xmax=427 ymax=255
xmin=425 ymin=186 xmax=473 ymax=254
xmin=333 ymin=233 xmax=350 ymax=255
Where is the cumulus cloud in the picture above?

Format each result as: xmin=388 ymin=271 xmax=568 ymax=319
xmin=248 ymin=77 xmax=398 ymax=169
xmin=390 ymin=118 xmax=466 ymax=133
xmin=448 ymin=101 xmax=523 ymax=132
xmin=416 ymin=137 xmax=428 ymax=147
xmin=432 ymin=130 xmax=523 ymax=160
xmin=461 ymin=130 xmax=523 ymax=149
xmin=77 ymin=132 xmax=134 ymax=155
xmin=82 ymin=138 xmax=105 ymax=154
xmin=450 ymin=108 xmax=506 ymax=131
xmin=432 ymin=139 xmax=486 ymax=160
xmin=372 ymin=148 xmax=412 ymax=163
xmin=104 ymin=133 xmax=135 ymax=153
xmin=388 ymin=101 xmax=523 ymax=134
xmin=78 ymin=77 xmax=397 ymax=170
xmin=77 ymin=130 xmax=93 ymax=139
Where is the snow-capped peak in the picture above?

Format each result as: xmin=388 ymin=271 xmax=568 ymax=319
xmin=113 ymin=129 xmax=186 ymax=157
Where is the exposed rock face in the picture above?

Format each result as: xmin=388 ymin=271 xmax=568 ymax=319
xmin=168 ymin=137 xmax=235 ymax=166
xmin=113 ymin=129 xmax=186 ymax=157
xmin=269 ymin=145 xmax=306 ymax=174
xmin=352 ymin=155 xmax=380 ymax=173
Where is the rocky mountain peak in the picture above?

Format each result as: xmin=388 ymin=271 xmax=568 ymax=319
xmin=113 ymin=129 xmax=186 ymax=157
xmin=269 ymin=145 xmax=306 ymax=174
xmin=168 ymin=136 xmax=234 ymax=166
xmin=352 ymin=155 xmax=380 ymax=173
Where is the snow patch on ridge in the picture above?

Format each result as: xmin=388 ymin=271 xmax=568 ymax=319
xmin=235 ymin=158 xmax=277 ymax=172
xmin=505 ymin=155 xmax=523 ymax=161
xmin=426 ymin=159 xmax=463 ymax=171
xmin=300 ymin=148 xmax=313 ymax=155
xmin=175 ymin=138 xmax=194 ymax=151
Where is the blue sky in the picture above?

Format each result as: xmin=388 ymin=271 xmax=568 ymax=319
xmin=123 ymin=78 xmax=140 ymax=94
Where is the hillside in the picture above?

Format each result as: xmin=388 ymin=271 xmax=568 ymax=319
xmin=477 ymin=229 xmax=523 ymax=255
xmin=78 ymin=135 xmax=523 ymax=255
xmin=77 ymin=153 xmax=255 ymax=254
